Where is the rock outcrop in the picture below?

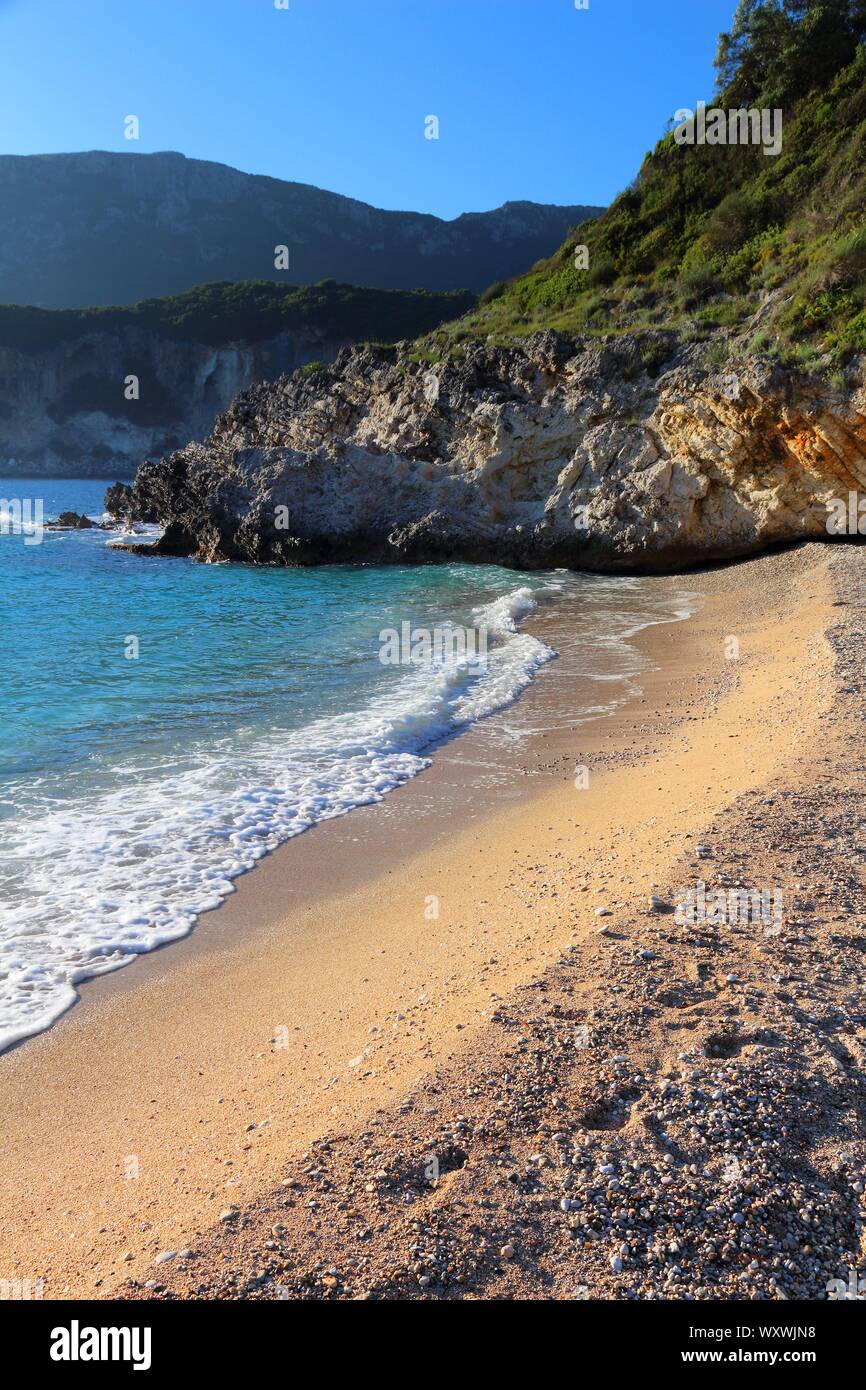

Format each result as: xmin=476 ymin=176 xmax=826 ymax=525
xmin=126 ymin=331 xmax=866 ymax=573
xmin=53 ymin=511 xmax=96 ymax=529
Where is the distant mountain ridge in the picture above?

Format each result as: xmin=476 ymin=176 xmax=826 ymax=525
xmin=0 ymin=151 xmax=603 ymax=308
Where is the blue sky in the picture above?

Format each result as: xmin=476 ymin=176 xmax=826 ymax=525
xmin=0 ymin=0 xmax=738 ymax=218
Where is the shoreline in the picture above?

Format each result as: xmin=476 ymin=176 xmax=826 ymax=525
xmin=0 ymin=563 xmax=696 ymax=1056
xmin=0 ymin=541 xmax=857 ymax=1299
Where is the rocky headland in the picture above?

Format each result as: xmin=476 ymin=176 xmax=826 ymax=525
xmin=121 ymin=331 xmax=866 ymax=573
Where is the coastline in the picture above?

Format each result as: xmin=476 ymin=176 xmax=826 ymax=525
xmin=0 ymin=554 xmax=693 ymax=1056
xmin=0 ymin=540 xmax=858 ymax=1299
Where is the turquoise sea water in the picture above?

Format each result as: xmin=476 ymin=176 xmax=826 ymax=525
xmin=0 ymin=478 xmax=691 ymax=1051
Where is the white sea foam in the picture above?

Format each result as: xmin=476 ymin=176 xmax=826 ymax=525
xmin=103 ymin=522 xmax=162 ymax=546
xmin=0 ymin=585 xmax=555 ymax=1051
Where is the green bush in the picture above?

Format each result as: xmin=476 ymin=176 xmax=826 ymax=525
xmin=815 ymin=225 xmax=866 ymax=290
xmin=479 ymin=280 xmax=508 ymax=305
xmin=587 ymin=256 xmax=617 ymax=288
xmin=679 ymin=264 xmax=719 ymax=308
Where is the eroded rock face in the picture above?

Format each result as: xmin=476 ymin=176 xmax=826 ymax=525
xmin=0 ymin=327 xmax=345 ymax=479
xmin=128 ymin=332 xmax=866 ymax=572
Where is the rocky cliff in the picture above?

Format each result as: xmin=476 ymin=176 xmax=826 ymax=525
xmin=0 ymin=151 xmax=601 ymax=308
xmin=0 ymin=324 xmax=345 ymax=478
xmin=0 ymin=281 xmax=477 ymax=478
xmin=125 ymin=330 xmax=866 ymax=572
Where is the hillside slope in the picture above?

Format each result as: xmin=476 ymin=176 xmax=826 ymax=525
xmin=0 ymin=151 xmax=601 ymax=308
xmin=426 ymin=13 xmax=866 ymax=373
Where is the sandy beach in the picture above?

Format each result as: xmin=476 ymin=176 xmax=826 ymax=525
xmin=1 ymin=539 xmax=863 ymax=1300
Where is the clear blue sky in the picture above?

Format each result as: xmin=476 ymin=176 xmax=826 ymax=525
xmin=0 ymin=0 xmax=738 ymax=219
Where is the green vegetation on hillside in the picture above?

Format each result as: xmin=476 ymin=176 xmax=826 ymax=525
xmin=423 ymin=0 xmax=866 ymax=372
xmin=0 ymin=279 xmax=476 ymax=353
